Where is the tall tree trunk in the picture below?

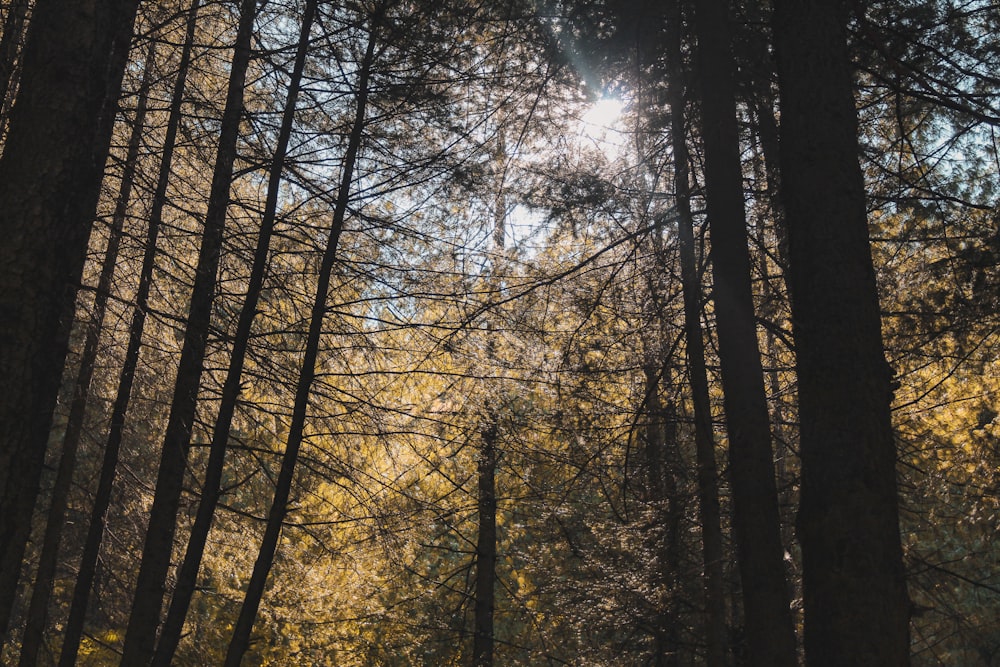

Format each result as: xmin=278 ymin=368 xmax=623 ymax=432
xmin=664 ymin=2 xmax=728 ymax=664
xmin=16 ymin=39 xmax=155 ymax=667
xmin=120 ymin=1 xmax=257 ymax=663
xmin=0 ymin=0 xmax=139 ymax=644
xmin=689 ymin=0 xmax=798 ymax=664
xmin=0 ymin=0 xmax=27 ymax=136
xmin=740 ymin=23 xmax=801 ymax=594
xmin=0 ymin=0 xmax=28 ymax=138
xmin=58 ymin=4 xmax=202 ymax=665
xmin=472 ymin=122 xmax=509 ymax=667
xmin=639 ymin=115 xmax=682 ymax=667
xmin=772 ymin=0 xmax=911 ymax=664
xmin=223 ymin=23 xmax=377 ymax=667
xmin=152 ymin=3 xmax=317 ymax=663
xmin=641 ymin=363 xmax=682 ymax=667
xmin=747 ymin=104 xmax=797 ymax=548
xmin=473 ymin=420 xmax=498 ymax=667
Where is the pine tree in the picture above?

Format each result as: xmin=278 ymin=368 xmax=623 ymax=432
xmin=773 ymin=0 xmax=911 ymax=662
xmin=0 ymin=0 xmax=139 ymax=644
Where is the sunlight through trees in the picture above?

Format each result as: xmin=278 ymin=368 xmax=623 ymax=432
xmin=0 ymin=0 xmax=997 ymax=665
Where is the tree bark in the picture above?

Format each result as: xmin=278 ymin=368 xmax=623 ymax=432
xmin=690 ymin=0 xmax=798 ymax=664
xmin=58 ymin=5 xmax=203 ymax=665
xmin=772 ymin=0 xmax=911 ymax=664
xmin=0 ymin=0 xmax=28 ymax=133
xmin=223 ymin=22 xmax=377 ymax=667
xmin=0 ymin=0 xmax=139 ymax=644
xmin=16 ymin=39 xmax=155 ymax=667
xmin=151 ymin=3 xmax=317 ymax=663
xmin=120 ymin=1 xmax=257 ymax=663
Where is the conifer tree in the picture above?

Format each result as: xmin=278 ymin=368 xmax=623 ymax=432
xmin=121 ymin=1 xmax=258 ymax=662
xmin=0 ymin=0 xmax=139 ymax=644
xmin=773 ymin=0 xmax=911 ymax=662
xmin=17 ymin=39 xmax=156 ymax=667
xmin=225 ymin=11 xmax=378 ymax=664
xmin=690 ymin=0 xmax=797 ymax=663
xmin=152 ymin=2 xmax=318 ymax=661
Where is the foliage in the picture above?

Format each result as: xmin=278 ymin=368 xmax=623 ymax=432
xmin=0 ymin=0 xmax=997 ymax=664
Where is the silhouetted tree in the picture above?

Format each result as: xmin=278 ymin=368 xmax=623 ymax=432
xmin=773 ymin=0 xmax=911 ymax=662
xmin=0 ymin=0 xmax=139 ymax=644
xmin=690 ymin=0 xmax=797 ymax=663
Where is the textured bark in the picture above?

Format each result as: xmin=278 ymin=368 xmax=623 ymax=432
xmin=664 ymin=2 xmax=728 ymax=664
xmin=17 ymin=40 xmax=155 ymax=667
xmin=772 ymin=0 xmax=911 ymax=664
xmin=152 ymin=3 xmax=316 ymax=663
xmin=120 ymin=1 xmax=256 ymax=663
xmin=690 ymin=0 xmax=798 ymax=664
xmin=223 ymin=24 xmax=376 ymax=667
xmin=58 ymin=5 xmax=202 ymax=665
xmin=0 ymin=0 xmax=28 ymax=130
xmin=0 ymin=0 xmax=139 ymax=643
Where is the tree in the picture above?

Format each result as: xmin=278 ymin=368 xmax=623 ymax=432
xmin=151 ymin=2 xmax=318 ymax=662
xmin=472 ymin=127 xmax=508 ymax=667
xmin=0 ymin=0 xmax=139 ymax=644
xmin=772 ymin=0 xmax=912 ymax=663
xmin=57 ymin=5 xmax=205 ymax=663
xmin=663 ymin=1 xmax=728 ymax=661
xmin=16 ymin=38 xmax=157 ymax=667
xmin=689 ymin=0 xmax=798 ymax=663
xmin=120 ymin=0 xmax=258 ymax=662
xmin=224 ymin=10 xmax=377 ymax=663
xmin=2 ymin=0 xmax=997 ymax=662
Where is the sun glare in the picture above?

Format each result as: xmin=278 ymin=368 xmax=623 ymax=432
xmin=578 ymin=97 xmax=625 ymax=156
xmin=582 ymin=97 xmax=624 ymax=129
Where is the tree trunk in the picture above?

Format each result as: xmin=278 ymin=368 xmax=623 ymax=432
xmin=58 ymin=5 xmax=202 ymax=665
xmin=772 ymin=0 xmax=911 ymax=664
xmin=690 ymin=0 xmax=798 ymax=664
xmin=223 ymin=23 xmax=377 ymax=667
xmin=641 ymin=363 xmax=682 ymax=667
xmin=472 ymin=121 xmax=510 ymax=667
xmin=664 ymin=2 xmax=728 ymax=664
xmin=120 ymin=1 xmax=257 ymax=663
xmin=0 ymin=0 xmax=28 ymax=135
xmin=473 ymin=421 xmax=498 ymax=667
xmin=152 ymin=3 xmax=317 ymax=663
xmin=0 ymin=0 xmax=139 ymax=644
xmin=16 ymin=39 xmax=155 ymax=667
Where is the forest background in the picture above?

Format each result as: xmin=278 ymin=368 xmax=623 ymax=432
xmin=0 ymin=0 xmax=997 ymax=665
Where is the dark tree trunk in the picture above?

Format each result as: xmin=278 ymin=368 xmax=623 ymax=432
xmin=641 ymin=364 xmax=682 ymax=667
xmin=17 ymin=39 xmax=155 ymax=667
xmin=0 ymin=0 xmax=139 ymax=644
xmin=689 ymin=0 xmax=798 ymax=664
xmin=58 ymin=5 xmax=202 ymax=665
xmin=152 ymin=3 xmax=317 ymax=663
xmin=472 ymin=125 xmax=509 ymax=667
xmin=772 ymin=0 xmax=911 ymax=664
xmin=223 ymin=24 xmax=376 ymax=667
xmin=740 ymin=4 xmax=799 ymax=592
xmin=120 ymin=1 xmax=257 ymax=663
xmin=473 ymin=421 xmax=498 ymax=667
xmin=664 ymin=2 xmax=728 ymax=664
xmin=0 ymin=0 xmax=29 ymax=134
